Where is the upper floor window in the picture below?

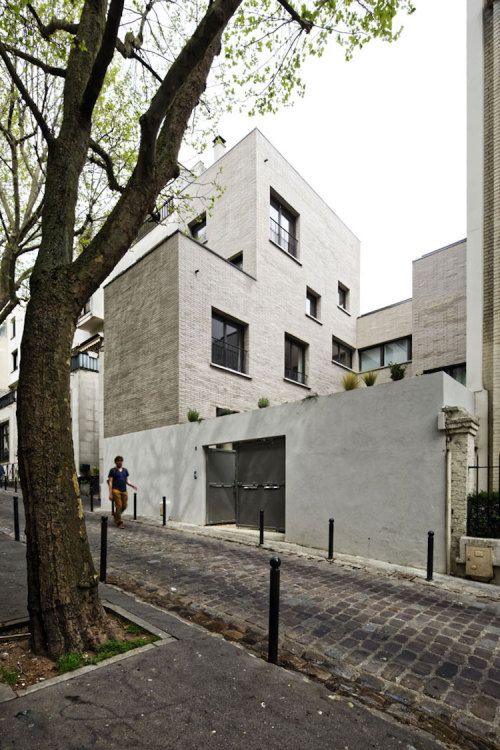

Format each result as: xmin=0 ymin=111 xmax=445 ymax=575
xmin=359 ymin=336 xmax=412 ymax=372
xmin=332 ymin=337 xmax=353 ymax=369
xmin=338 ymin=283 xmax=349 ymax=312
xmin=270 ymin=196 xmax=298 ymax=258
xmin=306 ymin=289 xmax=320 ymax=320
xmin=284 ymin=334 xmax=307 ymax=385
xmin=424 ymin=363 xmax=466 ymax=386
xmin=11 ymin=350 xmax=18 ymax=372
xmin=212 ymin=312 xmax=247 ymax=374
xmin=190 ymin=213 xmax=207 ymax=244
xmin=10 ymin=317 xmax=15 ymax=339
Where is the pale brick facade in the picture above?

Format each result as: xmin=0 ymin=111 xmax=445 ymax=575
xmin=104 ymin=130 xmax=360 ymax=436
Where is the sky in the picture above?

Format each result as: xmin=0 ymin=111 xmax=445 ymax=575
xmin=184 ymin=0 xmax=467 ymax=315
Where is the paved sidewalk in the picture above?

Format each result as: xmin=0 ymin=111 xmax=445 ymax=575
xmin=1 ymin=532 xmax=451 ymax=750
xmin=1 ymin=493 xmax=499 ymax=748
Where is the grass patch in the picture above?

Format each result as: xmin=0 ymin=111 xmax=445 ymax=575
xmin=124 ymin=622 xmax=146 ymax=635
xmin=0 ymin=667 xmax=18 ymax=686
xmin=56 ymin=636 xmax=160 ymax=674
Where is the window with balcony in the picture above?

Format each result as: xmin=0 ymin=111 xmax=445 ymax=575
xmin=332 ymin=337 xmax=353 ymax=369
xmin=284 ymin=335 xmax=307 ymax=385
xmin=338 ymin=283 xmax=349 ymax=312
xmin=212 ymin=312 xmax=247 ymax=374
xmin=306 ymin=289 xmax=320 ymax=320
xmin=270 ymin=196 xmax=298 ymax=258
xmin=359 ymin=336 xmax=412 ymax=372
xmin=190 ymin=213 xmax=207 ymax=244
xmin=0 ymin=422 xmax=9 ymax=463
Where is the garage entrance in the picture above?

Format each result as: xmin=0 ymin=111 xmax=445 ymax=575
xmin=206 ymin=436 xmax=285 ymax=532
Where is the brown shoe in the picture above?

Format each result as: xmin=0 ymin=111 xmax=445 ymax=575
xmin=118 ymin=523 xmax=124 ymax=529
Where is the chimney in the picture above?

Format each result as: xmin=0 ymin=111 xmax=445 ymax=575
xmin=213 ymin=135 xmax=226 ymax=163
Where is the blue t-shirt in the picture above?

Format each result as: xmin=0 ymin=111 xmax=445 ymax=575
xmin=108 ymin=467 xmax=129 ymax=492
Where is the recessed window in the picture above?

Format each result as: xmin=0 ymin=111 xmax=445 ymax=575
xmin=338 ymin=283 xmax=349 ymax=311
xmin=424 ymin=363 xmax=466 ymax=386
xmin=306 ymin=289 xmax=320 ymax=319
xmin=270 ymin=195 xmax=298 ymax=258
xmin=332 ymin=337 xmax=353 ymax=369
xmin=359 ymin=336 xmax=412 ymax=372
xmin=11 ymin=350 xmax=18 ymax=372
xmin=190 ymin=213 xmax=207 ymax=244
xmin=229 ymin=252 xmax=243 ymax=269
xmin=0 ymin=421 xmax=9 ymax=463
xmin=212 ymin=312 xmax=246 ymax=373
xmin=10 ymin=317 xmax=15 ymax=339
xmin=284 ymin=335 xmax=307 ymax=385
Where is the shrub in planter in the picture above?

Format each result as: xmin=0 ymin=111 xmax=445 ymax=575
xmin=258 ymin=397 xmax=270 ymax=408
xmin=187 ymin=409 xmax=200 ymax=422
xmin=389 ymin=362 xmax=406 ymax=381
xmin=361 ymin=371 xmax=378 ymax=387
xmin=342 ymin=373 xmax=360 ymax=390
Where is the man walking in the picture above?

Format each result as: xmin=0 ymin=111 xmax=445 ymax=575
xmin=108 ymin=455 xmax=137 ymax=528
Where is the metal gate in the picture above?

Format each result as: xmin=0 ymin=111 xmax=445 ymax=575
xmin=237 ymin=437 xmax=285 ymax=532
xmin=206 ymin=448 xmax=236 ymax=524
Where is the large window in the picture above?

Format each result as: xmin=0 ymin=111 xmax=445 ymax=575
xmin=332 ymin=337 xmax=353 ymax=369
xmin=359 ymin=336 xmax=412 ymax=372
xmin=270 ymin=196 xmax=298 ymax=258
xmin=425 ymin=363 xmax=466 ymax=386
xmin=0 ymin=422 xmax=9 ymax=463
xmin=212 ymin=313 xmax=246 ymax=373
xmin=284 ymin=335 xmax=307 ymax=385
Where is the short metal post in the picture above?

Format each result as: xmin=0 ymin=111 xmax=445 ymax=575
xmin=14 ymin=476 xmax=17 ymax=493
xmin=162 ymin=496 xmax=166 ymax=526
xmin=134 ymin=492 xmax=137 ymax=520
xmin=328 ymin=518 xmax=334 ymax=560
xmin=426 ymin=531 xmax=434 ymax=581
xmin=259 ymin=509 xmax=264 ymax=545
xmin=13 ymin=496 xmax=20 ymax=541
xmin=100 ymin=516 xmax=108 ymax=582
xmin=4 ymin=474 xmax=7 ymax=491
xmin=90 ymin=490 xmax=94 ymax=512
xmin=268 ymin=557 xmax=281 ymax=665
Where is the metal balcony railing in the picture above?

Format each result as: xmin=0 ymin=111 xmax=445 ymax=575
xmin=70 ymin=353 xmax=99 ymax=372
xmin=212 ymin=338 xmax=247 ymax=374
xmin=135 ymin=198 xmax=175 ymax=244
xmin=270 ymin=217 xmax=298 ymax=258
xmin=284 ymin=367 xmax=307 ymax=385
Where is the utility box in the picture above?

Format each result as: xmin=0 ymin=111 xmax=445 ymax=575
xmin=465 ymin=545 xmax=494 ymax=581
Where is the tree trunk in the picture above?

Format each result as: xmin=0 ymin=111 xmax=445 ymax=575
xmin=17 ymin=268 xmax=115 ymax=658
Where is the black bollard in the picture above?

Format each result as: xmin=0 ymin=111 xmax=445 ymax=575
xmin=259 ymin=509 xmax=264 ymax=545
xmin=328 ymin=518 xmax=334 ymax=560
xmin=426 ymin=531 xmax=434 ymax=581
xmin=268 ymin=556 xmax=281 ymax=665
xmin=134 ymin=492 xmax=137 ymax=520
xmin=163 ymin=496 xmax=166 ymax=526
xmin=14 ymin=476 xmax=17 ymax=493
xmin=90 ymin=490 xmax=94 ymax=513
xmin=4 ymin=474 xmax=7 ymax=491
xmin=100 ymin=516 xmax=108 ymax=582
xmin=13 ymin=496 xmax=20 ymax=541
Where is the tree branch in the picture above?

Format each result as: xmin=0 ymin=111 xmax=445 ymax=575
xmin=26 ymin=4 xmax=79 ymax=39
xmin=275 ymin=0 xmax=313 ymax=32
xmin=0 ymin=42 xmax=54 ymax=146
xmin=3 ymin=44 xmax=66 ymax=77
xmin=88 ymin=139 xmax=124 ymax=193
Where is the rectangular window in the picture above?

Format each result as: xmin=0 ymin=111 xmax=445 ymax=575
xmin=270 ymin=196 xmax=298 ymax=258
xmin=11 ymin=350 xmax=18 ymax=372
xmin=306 ymin=289 xmax=320 ymax=319
xmin=284 ymin=335 xmax=307 ymax=385
xmin=359 ymin=336 xmax=412 ymax=372
xmin=0 ymin=422 xmax=9 ymax=463
xmin=332 ymin=337 xmax=353 ymax=369
xmin=338 ymin=283 xmax=349 ymax=311
xmin=190 ymin=213 xmax=207 ymax=244
xmin=212 ymin=312 xmax=246 ymax=373
xmin=10 ymin=317 xmax=15 ymax=339
xmin=424 ymin=363 xmax=466 ymax=386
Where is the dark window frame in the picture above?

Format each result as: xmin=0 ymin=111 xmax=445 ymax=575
xmin=359 ymin=336 xmax=412 ymax=372
xmin=0 ymin=421 xmax=9 ymax=463
xmin=284 ymin=334 xmax=307 ymax=385
xmin=338 ymin=283 xmax=349 ymax=311
xmin=190 ymin=213 xmax=207 ymax=244
xmin=11 ymin=350 xmax=18 ymax=372
xmin=306 ymin=288 xmax=320 ymax=319
xmin=211 ymin=311 xmax=247 ymax=374
xmin=332 ymin=337 xmax=354 ymax=369
xmin=270 ymin=195 xmax=298 ymax=258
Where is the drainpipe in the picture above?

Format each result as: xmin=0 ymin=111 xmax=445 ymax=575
xmin=445 ymin=446 xmax=452 ymax=575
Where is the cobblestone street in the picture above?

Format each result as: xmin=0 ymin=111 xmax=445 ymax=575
xmin=1 ymin=495 xmax=499 ymax=748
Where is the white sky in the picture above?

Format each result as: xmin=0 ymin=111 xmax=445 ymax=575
xmin=184 ymin=0 xmax=467 ymax=315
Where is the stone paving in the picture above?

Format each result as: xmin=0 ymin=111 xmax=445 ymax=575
xmin=1 ymin=496 xmax=499 ymax=749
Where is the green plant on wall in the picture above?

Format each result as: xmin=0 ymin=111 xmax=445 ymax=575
xmin=361 ymin=371 xmax=378 ymax=387
xmin=342 ymin=373 xmax=360 ymax=390
xmin=187 ymin=409 xmax=200 ymax=422
xmin=258 ymin=397 xmax=270 ymax=408
xmin=389 ymin=362 xmax=406 ymax=381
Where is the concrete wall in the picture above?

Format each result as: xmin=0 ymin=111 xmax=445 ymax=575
xmin=103 ymin=373 xmax=474 ymax=573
